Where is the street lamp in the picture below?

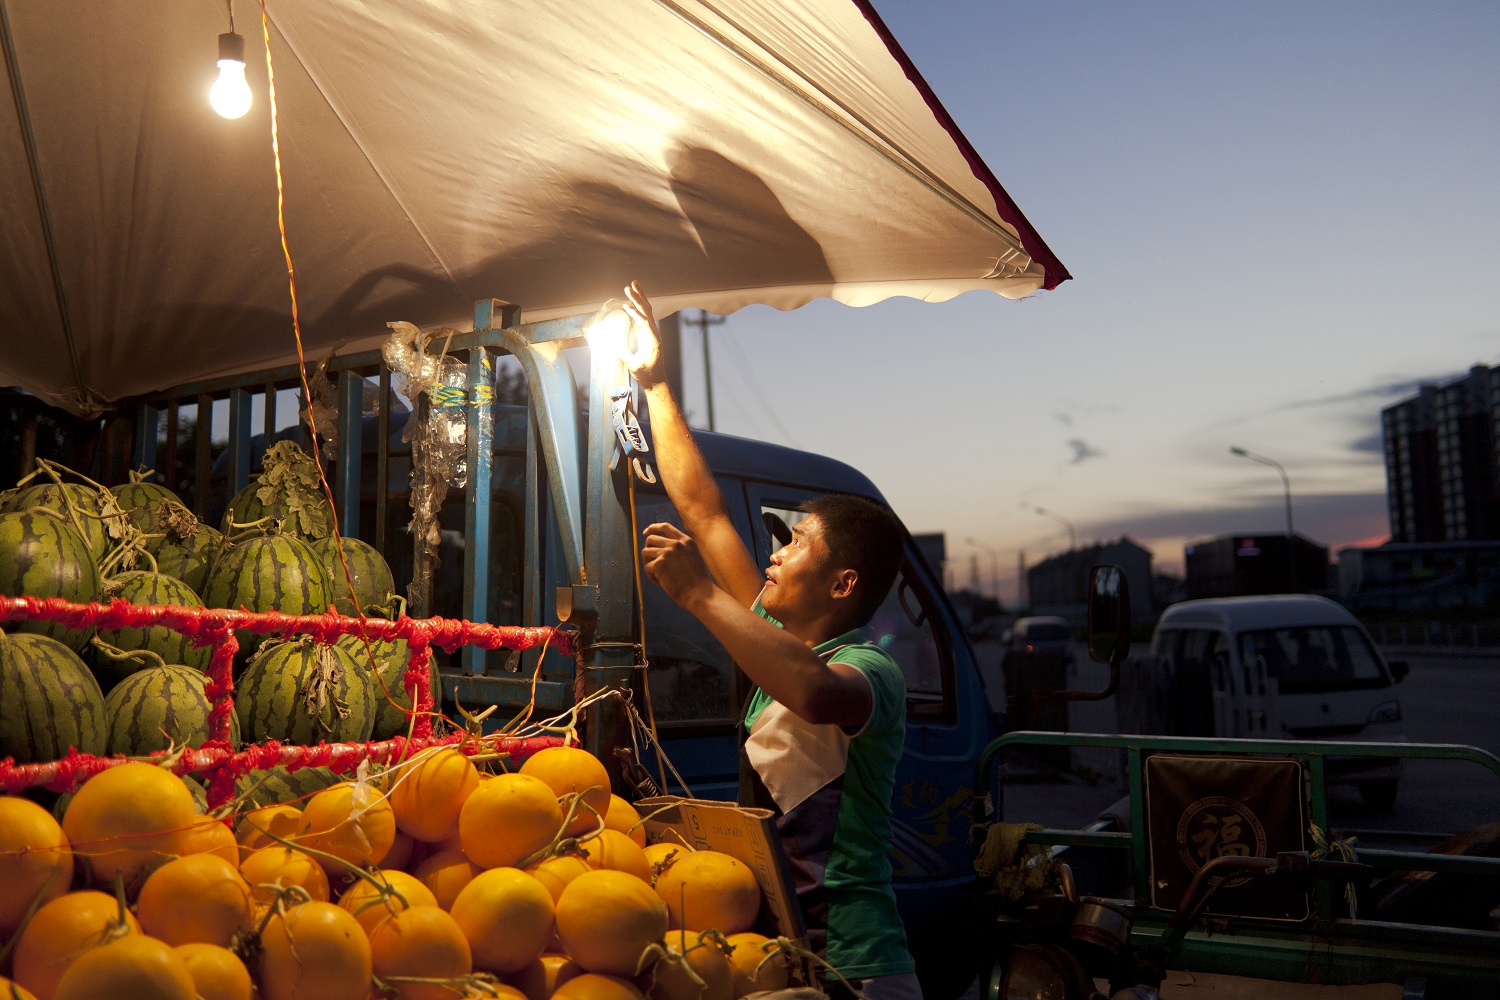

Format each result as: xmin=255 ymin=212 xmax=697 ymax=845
xmin=1230 ymin=446 xmax=1298 ymax=591
xmin=1033 ymin=507 xmax=1076 ymax=551
xmin=965 ymin=537 xmax=1000 ymax=602
xmin=1034 ymin=508 xmax=1084 ymax=608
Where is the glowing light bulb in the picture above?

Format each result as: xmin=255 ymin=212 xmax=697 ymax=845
xmin=210 ymin=32 xmax=252 ymax=119
xmin=586 ymin=309 xmax=633 ymax=360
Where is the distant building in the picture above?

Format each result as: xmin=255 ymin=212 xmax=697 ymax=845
xmin=1152 ymin=572 xmax=1187 ymax=609
xmin=1339 ymin=540 xmax=1500 ymax=611
xmin=1026 ymin=537 xmax=1153 ymax=624
xmin=911 ymin=533 xmax=946 ymax=584
xmin=1183 ymin=534 xmax=1329 ymax=600
xmin=1382 ymin=364 xmax=1500 ymax=543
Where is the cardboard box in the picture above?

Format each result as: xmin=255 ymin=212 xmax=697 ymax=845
xmin=636 ymin=795 xmax=806 ymax=945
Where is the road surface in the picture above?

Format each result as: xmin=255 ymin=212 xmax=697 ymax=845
xmin=970 ymin=642 xmax=1500 ymax=845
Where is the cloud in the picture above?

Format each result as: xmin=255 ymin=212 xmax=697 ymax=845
xmin=1054 ymin=411 xmax=1074 ymax=428
xmin=1350 ymin=429 xmax=1384 ymax=454
xmin=1199 ymin=374 xmax=1445 ymax=433
xmin=1067 ymin=438 xmax=1104 ymax=464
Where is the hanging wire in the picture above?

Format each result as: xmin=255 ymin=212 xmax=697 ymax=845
xmin=255 ymin=0 xmax=395 ymax=720
xmin=225 ymin=0 xmax=235 ymax=33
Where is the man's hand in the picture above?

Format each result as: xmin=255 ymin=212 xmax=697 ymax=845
xmin=641 ymin=522 xmax=718 ymax=611
xmin=621 ymin=281 xmax=665 ymax=388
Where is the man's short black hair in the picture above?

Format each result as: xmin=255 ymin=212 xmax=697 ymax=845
xmin=798 ymin=493 xmax=905 ymax=626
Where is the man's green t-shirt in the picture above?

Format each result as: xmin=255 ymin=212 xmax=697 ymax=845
xmin=742 ymin=615 xmax=914 ymax=979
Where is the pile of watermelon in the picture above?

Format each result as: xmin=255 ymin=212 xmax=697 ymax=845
xmin=0 ymin=443 xmax=434 ymax=778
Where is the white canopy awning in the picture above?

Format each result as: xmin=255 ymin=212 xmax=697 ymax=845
xmin=0 ymin=0 xmax=1068 ymax=415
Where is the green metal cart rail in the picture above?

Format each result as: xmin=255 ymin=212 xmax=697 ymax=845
xmin=975 ymin=732 xmax=1500 ymax=989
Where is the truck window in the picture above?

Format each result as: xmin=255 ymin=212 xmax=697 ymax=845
xmin=758 ymin=504 xmax=951 ymax=721
xmin=631 ymin=492 xmax=738 ymax=728
xmin=1238 ymin=626 xmax=1388 ymax=693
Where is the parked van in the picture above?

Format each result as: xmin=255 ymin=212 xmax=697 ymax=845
xmin=1150 ymin=594 xmax=1409 ymax=808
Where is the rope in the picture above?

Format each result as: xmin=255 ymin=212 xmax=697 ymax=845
xmin=1309 ymin=822 xmax=1360 ymax=922
xmin=0 ymin=595 xmax=571 ymax=804
xmin=0 ymin=727 xmax=562 ymax=804
xmin=623 ymin=399 xmax=670 ymax=793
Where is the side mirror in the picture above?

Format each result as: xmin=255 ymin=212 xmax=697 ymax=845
xmin=1389 ymin=660 xmax=1409 ymax=683
xmin=1087 ymin=565 xmax=1131 ymax=665
xmin=762 ymin=511 xmax=793 ymax=548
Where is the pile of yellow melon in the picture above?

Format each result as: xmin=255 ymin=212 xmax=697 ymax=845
xmin=0 ymin=747 xmax=797 ymax=1000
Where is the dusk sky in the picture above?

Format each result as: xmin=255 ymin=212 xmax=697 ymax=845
xmin=665 ymin=1 xmax=1500 ymax=603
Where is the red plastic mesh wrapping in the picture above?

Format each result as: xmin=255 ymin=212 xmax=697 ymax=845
xmin=0 ymin=595 xmax=570 ymax=805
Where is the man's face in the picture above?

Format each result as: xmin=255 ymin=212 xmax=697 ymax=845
xmin=761 ymin=515 xmax=847 ymax=621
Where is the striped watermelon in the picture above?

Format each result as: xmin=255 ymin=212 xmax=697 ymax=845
xmin=181 ymin=775 xmax=210 ymax=813
xmin=238 ymin=764 xmax=340 ymax=807
xmin=151 ymin=521 xmax=223 ymax=595
xmin=109 ymin=481 xmax=181 ymax=520
xmin=114 ymin=483 xmax=199 ymax=550
xmin=236 ymin=637 xmax=375 ymax=746
xmin=94 ymin=571 xmax=212 ymax=683
xmin=0 ymin=510 xmax=103 ymax=651
xmin=3 ymin=482 xmax=123 ymax=564
xmin=221 ymin=481 xmax=332 ymax=541
xmin=0 ymin=630 xmax=108 ymax=764
xmin=102 ymin=663 xmax=240 ymax=756
xmin=200 ymin=533 xmax=331 ymax=664
xmin=314 ymin=536 xmax=396 ymax=617
xmin=335 ymin=634 xmax=439 ymax=740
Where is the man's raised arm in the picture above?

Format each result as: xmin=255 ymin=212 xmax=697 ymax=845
xmin=620 ymin=283 xmax=764 ymax=608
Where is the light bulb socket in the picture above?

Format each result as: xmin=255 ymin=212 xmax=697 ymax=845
xmin=218 ymin=31 xmax=246 ymax=64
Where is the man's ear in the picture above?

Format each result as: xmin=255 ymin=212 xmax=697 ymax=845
xmin=830 ymin=568 xmax=858 ymax=601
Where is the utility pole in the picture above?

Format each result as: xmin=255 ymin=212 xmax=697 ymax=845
xmin=965 ymin=537 xmax=1001 ymax=603
xmin=1018 ymin=550 xmax=1028 ymax=611
xmin=684 ymin=310 xmax=725 ymax=431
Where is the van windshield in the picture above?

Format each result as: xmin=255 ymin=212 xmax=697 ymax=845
xmin=1238 ymin=626 xmax=1389 ymax=693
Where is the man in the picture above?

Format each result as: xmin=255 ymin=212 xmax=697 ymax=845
xmin=621 ymin=282 xmax=921 ymax=1000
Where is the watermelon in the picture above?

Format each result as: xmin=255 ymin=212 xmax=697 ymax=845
xmin=200 ymin=532 xmax=331 ymax=664
xmin=237 ymin=764 xmax=341 ymax=807
xmin=236 ymin=637 xmax=376 ymax=746
xmin=0 ymin=630 xmax=108 ymax=764
xmin=115 ymin=484 xmax=197 ymax=547
xmin=152 ymin=521 xmax=223 ymax=595
xmin=0 ymin=510 xmax=103 ymax=650
xmin=335 ymin=634 xmax=439 ymax=740
xmin=109 ymin=481 xmax=182 ymax=520
xmin=3 ymin=482 xmax=123 ymax=564
xmin=221 ymin=481 xmax=332 ymax=540
xmin=314 ymin=536 xmax=396 ymax=617
xmin=94 ymin=571 xmax=213 ymax=684
xmin=101 ymin=663 xmax=240 ymax=756
xmin=181 ymin=775 xmax=210 ymax=814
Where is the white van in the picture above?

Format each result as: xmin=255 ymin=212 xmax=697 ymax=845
xmin=1150 ymin=595 xmax=1409 ymax=808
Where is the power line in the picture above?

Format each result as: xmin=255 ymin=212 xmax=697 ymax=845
xmin=718 ymin=323 xmax=803 ymax=448
xmin=683 ymin=310 xmax=725 ymax=431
